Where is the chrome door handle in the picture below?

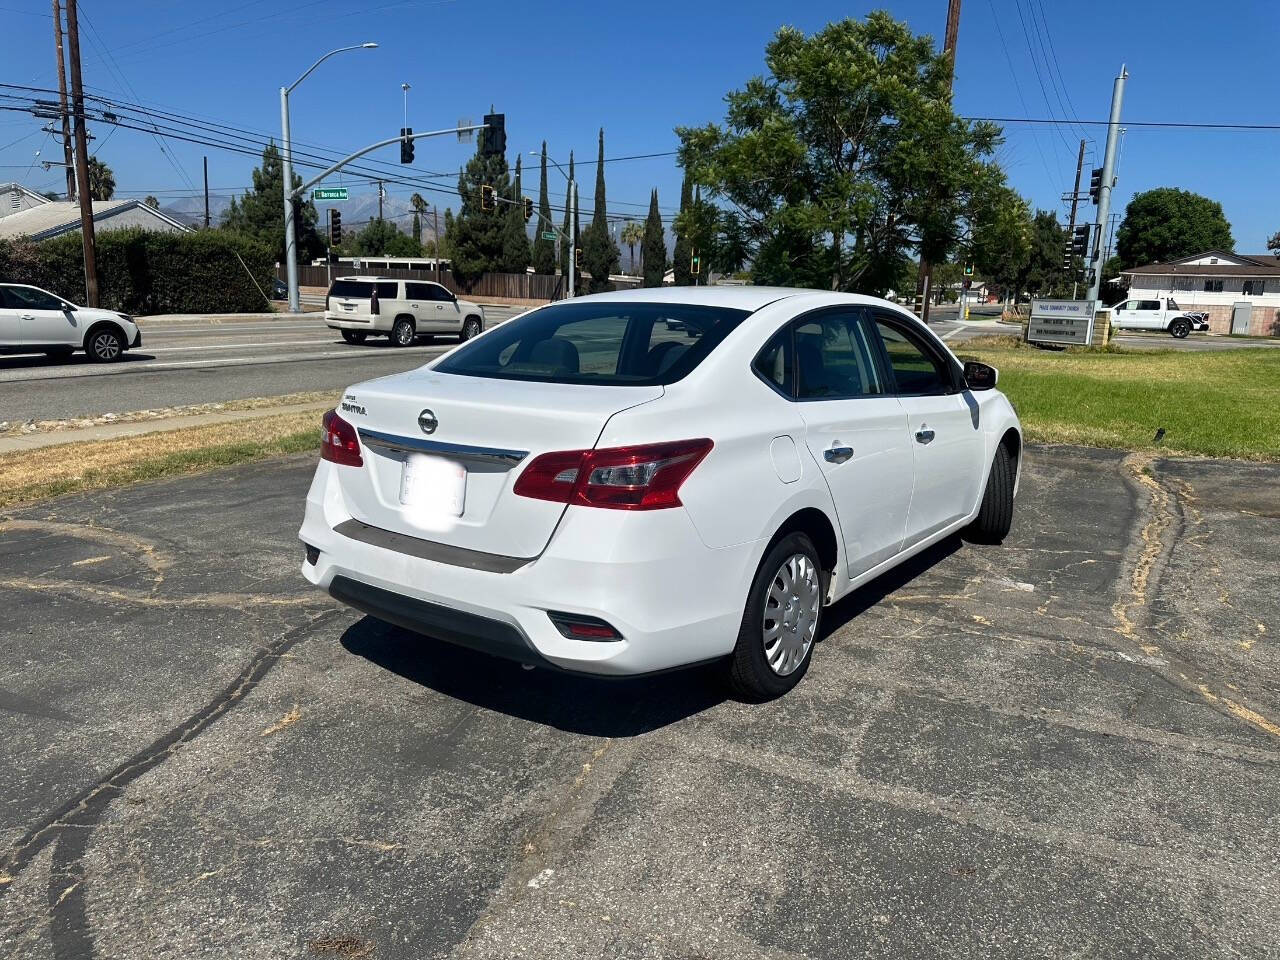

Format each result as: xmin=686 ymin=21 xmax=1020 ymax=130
xmin=20 ymin=314 xmax=34 ymax=320
xmin=915 ymin=427 xmax=935 ymax=445
xmin=824 ymin=444 xmax=854 ymax=464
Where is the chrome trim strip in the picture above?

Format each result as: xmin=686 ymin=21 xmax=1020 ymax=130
xmin=356 ymin=427 xmax=527 ymax=466
xmin=334 ymin=518 xmax=532 ymax=573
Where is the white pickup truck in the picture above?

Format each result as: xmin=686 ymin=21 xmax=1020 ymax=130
xmin=1109 ymin=297 xmax=1208 ymax=339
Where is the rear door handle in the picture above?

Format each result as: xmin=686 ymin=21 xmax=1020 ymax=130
xmin=20 ymin=314 xmax=34 ymax=320
xmin=824 ymin=444 xmax=854 ymax=464
xmin=915 ymin=427 xmax=935 ymax=445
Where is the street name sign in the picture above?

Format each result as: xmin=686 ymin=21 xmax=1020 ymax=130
xmin=541 ymin=231 xmax=556 ymax=240
xmin=1027 ymin=299 xmax=1095 ymax=346
xmin=313 ymin=187 xmax=348 ymax=201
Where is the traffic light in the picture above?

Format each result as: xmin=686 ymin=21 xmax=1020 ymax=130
xmin=1071 ymin=224 xmax=1090 ymax=258
xmin=523 ymin=196 xmax=533 ymax=222
xmin=482 ymin=113 xmax=506 ymax=157
xmin=400 ymin=127 xmax=414 ymax=164
xmin=963 ymin=262 xmax=974 ymax=277
xmin=574 ymin=247 xmax=583 ymax=269
xmin=1089 ymin=167 xmax=1103 ymax=204
xmin=480 ymin=185 xmax=495 ymax=211
xmin=329 ymin=209 xmax=342 ymax=247
xmin=690 ymin=248 xmax=701 ymax=275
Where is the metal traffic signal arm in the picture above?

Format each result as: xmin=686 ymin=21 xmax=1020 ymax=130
xmin=282 ymin=122 xmax=488 ymax=309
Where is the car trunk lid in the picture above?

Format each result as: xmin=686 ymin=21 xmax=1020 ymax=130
xmin=333 ymin=369 xmax=663 ymax=558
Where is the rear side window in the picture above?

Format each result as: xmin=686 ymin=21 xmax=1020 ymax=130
xmin=376 ymin=282 xmax=399 ymax=299
xmin=794 ymin=312 xmax=883 ymax=399
xmin=329 ymin=280 xmax=373 ymax=299
xmin=4 ymin=285 xmax=64 ymax=310
xmin=435 ymin=301 xmax=750 ymax=385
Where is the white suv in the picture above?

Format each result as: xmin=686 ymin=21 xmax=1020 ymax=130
xmin=0 ymin=283 xmax=141 ymax=362
xmin=324 ymin=277 xmax=485 ymax=346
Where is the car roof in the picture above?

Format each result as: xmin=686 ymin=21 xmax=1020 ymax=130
xmin=568 ymin=285 xmax=901 ymax=313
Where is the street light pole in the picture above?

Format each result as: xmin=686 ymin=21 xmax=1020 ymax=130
xmin=281 ymin=42 xmax=377 ymax=313
xmin=527 ymin=150 xmax=577 ymax=299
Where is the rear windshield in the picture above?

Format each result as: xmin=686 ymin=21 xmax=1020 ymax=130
xmin=434 ymin=301 xmax=751 ymax=385
xmin=329 ymin=279 xmax=373 ymax=298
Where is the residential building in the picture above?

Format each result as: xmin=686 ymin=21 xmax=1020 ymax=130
xmin=0 ymin=197 xmax=190 ymax=241
xmin=1120 ymin=250 xmax=1280 ymax=337
xmin=1 ymin=181 xmax=52 ymax=218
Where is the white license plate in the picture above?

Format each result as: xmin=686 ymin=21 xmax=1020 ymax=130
xmin=399 ymin=453 xmax=465 ymax=516
xmin=342 ymin=303 xmax=356 ymax=312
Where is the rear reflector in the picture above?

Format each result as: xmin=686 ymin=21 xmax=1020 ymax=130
xmin=320 ymin=409 xmax=363 ymax=466
xmin=547 ymin=612 xmax=622 ymax=641
xmin=513 ymin=438 xmax=713 ymax=510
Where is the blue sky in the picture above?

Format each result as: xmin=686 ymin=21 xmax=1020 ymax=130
xmin=3 ymin=0 xmax=1278 ymax=251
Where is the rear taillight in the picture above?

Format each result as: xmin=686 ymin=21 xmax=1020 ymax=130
xmin=320 ymin=409 xmax=363 ymax=466
xmin=513 ymin=438 xmax=712 ymax=510
xmin=370 ymin=289 xmax=380 ymax=315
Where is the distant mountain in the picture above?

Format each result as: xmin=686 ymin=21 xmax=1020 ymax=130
xmin=160 ymin=189 xmax=437 ymax=239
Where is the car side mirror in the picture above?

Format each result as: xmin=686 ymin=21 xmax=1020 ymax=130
xmin=963 ymin=360 xmax=998 ymax=391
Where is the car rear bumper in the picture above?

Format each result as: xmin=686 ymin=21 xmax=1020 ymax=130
xmin=325 ymin=311 xmax=389 ymax=332
xmin=298 ymin=461 xmax=760 ymax=675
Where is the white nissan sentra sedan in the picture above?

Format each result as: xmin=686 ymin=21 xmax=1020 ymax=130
xmin=300 ymin=287 xmax=1021 ymax=698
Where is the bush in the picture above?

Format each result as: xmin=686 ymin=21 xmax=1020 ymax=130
xmin=0 ymin=229 xmax=276 ymax=314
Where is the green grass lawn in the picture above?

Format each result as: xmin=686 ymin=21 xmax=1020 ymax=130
xmin=958 ymin=340 xmax=1280 ymax=460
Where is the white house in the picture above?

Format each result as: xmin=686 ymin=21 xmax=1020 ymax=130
xmin=0 ymin=181 xmax=52 ymax=218
xmin=1120 ymin=250 xmax=1280 ymax=337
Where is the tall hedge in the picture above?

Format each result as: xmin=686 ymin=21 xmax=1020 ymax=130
xmin=0 ymin=229 xmax=276 ymax=314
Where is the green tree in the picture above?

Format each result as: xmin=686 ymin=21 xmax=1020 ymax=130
xmin=350 ymin=217 xmax=420 ymax=257
xmin=1115 ymin=188 xmax=1234 ymax=268
xmin=222 ymin=142 xmax=322 ymax=264
xmin=642 ymin=190 xmax=666 ymax=287
xmin=143 ymin=195 xmax=159 ymax=209
xmin=87 ymin=157 xmax=115 ymax=201
xmin=1268 ymin=231 xmax=1279 ymax=256
xmin=620 ymin=220 xmax=644 ymax=274
xmin=1018 ymin=209 xmax=1070 ymax=298
xmin=501 ymin=154 xmax=531 ymax=273
xmin=968 ymin=184 xmax=1032 ymax=302
xmin=677 ymin=12 xmax=1006 ymax=293
xmin=671 ymin=174 xmax=693 ymax=285
xmin=451 ymin=134 xmax=512 ymax=285
xmin=440 ymin=208 xmax=456 ymax=260
xmin=558 ymin=151 xmax=582 ymax=293
xmin=531 ymin=142 xmax=556 ymax=275
xmin=1098 ymin=256 xmax=1127 ymax=304
xmin=582 ymin=130 xmax=620 ymax=292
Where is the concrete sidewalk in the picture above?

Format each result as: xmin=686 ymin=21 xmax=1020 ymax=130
xmin=0 ymin=399 xmax=331 ymax=455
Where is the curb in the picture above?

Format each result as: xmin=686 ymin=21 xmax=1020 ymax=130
xmin=0 ymin=400 xmax=332 ymax=455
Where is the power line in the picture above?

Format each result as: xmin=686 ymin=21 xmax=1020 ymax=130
xmin=983 ymin=0 xmax=1057 ymax=186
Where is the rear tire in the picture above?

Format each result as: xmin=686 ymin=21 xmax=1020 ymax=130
xmin=728 ymin=532 xmax=824 ymax=701
xmin=340 ymin=330 xmax=367 ymax=345
xmin=85 ymin=327 xmax=124 ymax=363
xmin=1170 ymin=318 xmax=1191 ymax=339
xmin=390 ymin=318 xmax=415 ymax=347
xmin=966 ymin=443 xmax=1015 ymax=544
xmin=461 ymin=317 xmax=482 ymax=341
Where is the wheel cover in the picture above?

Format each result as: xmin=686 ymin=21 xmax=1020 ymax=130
xmin=92 ymin=332 xmax=120 ymax=359
xmin=762 ymin=553 xmax=821 ymax=676
xmin=396 ymin=324 xmax=413 ymax=344
xmin=464 ymin=320 xmax=479 ymax=339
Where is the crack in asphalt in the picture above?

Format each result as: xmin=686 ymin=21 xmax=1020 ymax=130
xmin=0 ymin=607 xmax=345 ymax=959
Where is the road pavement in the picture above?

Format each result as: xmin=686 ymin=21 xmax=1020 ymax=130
xmin=1 ymin=446 xmax=1277 ymax=958
xmin=0 ymin=308 xmax=524 ymax=423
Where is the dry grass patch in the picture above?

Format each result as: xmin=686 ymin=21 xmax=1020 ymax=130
xmin=0 ymin=411 xmax=321 ymax=509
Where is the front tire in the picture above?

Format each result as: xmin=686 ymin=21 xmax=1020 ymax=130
xmin=340 ymin=330 xmax=367 ymax=345
xmin=966 ymin=443 xmax=1015 ymax=543
xmin=390 ymin=318 xmax=415 ymax=347
xmin=728 ymin=533 xmax=824 ymax=701
xmin=86 ymin=327 xmax=124 ymax=363
xmin=1170 ymin=318 xmax=1191 ymax=339
xmin=460 ymin=317 xmax=482 ymax=341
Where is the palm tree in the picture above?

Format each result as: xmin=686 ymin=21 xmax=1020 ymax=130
xmin=409 ymin=192 xmax=427 ymax=248
xmin=87 ymin=157 xmax=115 ymax=201
xmin=620 ymin=220 xmax=644 ymax=275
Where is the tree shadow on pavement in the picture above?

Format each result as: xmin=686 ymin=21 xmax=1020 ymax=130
xmin=339 ymin=616 xmax=727 ymax=737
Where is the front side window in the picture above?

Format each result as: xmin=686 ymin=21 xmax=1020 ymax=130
xmin=428 ymin=283 xmax=455 ymax=302
xmin=4 ymin=286 xmax=64 ymax=310
xmin=793 ymin=312 xmax=884 ymax=400
xmin=873 ymin=319 xmax=952 ymax=396
xmin=434 ymin=301 xmax=749 ymax=385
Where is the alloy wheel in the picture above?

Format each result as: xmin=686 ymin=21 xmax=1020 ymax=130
xmin=92 ymin=332 xmax=121 ymax=361
xmin=761 ymin=553 xmax=821 ymax=676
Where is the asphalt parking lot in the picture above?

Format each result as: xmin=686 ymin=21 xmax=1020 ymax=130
xmin=1 ymin=446 xmax=1278 ymax=958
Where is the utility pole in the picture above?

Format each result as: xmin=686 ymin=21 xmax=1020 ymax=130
xmin=203 ymin=155 xmax=210 ymax=228
xmin=377 ymin=179 xmax=384 ymax=220
xmin=433 ymin=207 xmax=440 ymax=282
xmin=917 ymin=0 xmax=963 ymax=323
xmin=1086 ymin=65 xmax=1127 ymax=304
xmin=1067 ymin=138 xmax=1085 ymax=300
xmin=64 ymin=0 xmax=98 ymax=306
xmin=51 ymin=1 xmax=75 ymax=201
xmin=567 ymin=179 xmax=577 ymax=299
